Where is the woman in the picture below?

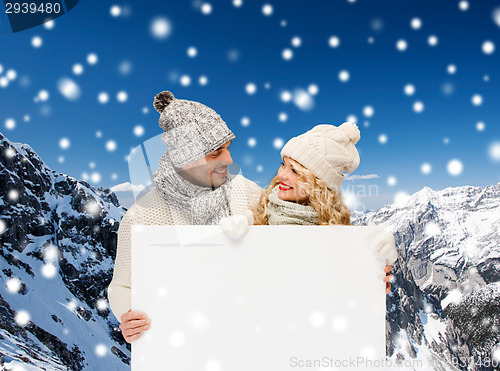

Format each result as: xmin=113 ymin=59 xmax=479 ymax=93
xmin=251 ymin=122 xmax=396 ymax=291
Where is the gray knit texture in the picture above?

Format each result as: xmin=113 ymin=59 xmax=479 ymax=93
xmin=154 ymin=91 xmax=235 ymax=168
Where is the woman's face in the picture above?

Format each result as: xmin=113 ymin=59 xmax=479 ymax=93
xmin=277 ymin=156 xmax=310 ymax=204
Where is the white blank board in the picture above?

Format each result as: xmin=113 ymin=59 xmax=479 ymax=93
xmin=131 ymin=225 xmax=387 ymax=370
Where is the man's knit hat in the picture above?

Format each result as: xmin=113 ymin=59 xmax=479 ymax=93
xmin=280 ymin=122 xmax=361 ymax=192
xmin=153 ymin=91 xmax=235 ymax=168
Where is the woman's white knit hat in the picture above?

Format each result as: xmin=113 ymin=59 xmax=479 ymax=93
xmin=280 ymin=122 xmax=361 ymax=191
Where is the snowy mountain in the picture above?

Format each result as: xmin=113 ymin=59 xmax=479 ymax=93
xmin=353 ymin=184 xmax=500 ymax=370
xmin=1 ymin=131 xmax=499 ymax=370
xmin=0 ymin=132 xmax=130 ymax=370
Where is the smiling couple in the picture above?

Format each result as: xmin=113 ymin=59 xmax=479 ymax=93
xmin=107 ymin=91 xmax=396 ymax=343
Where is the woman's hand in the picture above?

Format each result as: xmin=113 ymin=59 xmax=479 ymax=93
xmin=120 ymin=310 xmax=151 ymax=343
xmin=383 ymin=265 xmax=393 ymax=294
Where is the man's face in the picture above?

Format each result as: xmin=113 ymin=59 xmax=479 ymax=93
xmin=179 ymin=140 xmax=233 ymax=188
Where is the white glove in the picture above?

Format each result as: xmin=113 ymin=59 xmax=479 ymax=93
xmin=369 ymin=226 xmax=398 ymax=265
xmin=219 ymin=210 xmax=254 ymax=239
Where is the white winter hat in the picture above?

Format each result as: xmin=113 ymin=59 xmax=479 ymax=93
xmin=280 ymin=122 xmax=361 ymax=191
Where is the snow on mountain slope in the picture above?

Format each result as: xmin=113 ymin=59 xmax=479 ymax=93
xmin=1 ymin=132 xmax=130 ymax=370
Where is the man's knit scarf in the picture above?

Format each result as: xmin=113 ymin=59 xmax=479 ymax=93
xmin=153 ymin=153 xmax=232 ymax=225
xmin=267 ymin=185 xmax=319 ymax=225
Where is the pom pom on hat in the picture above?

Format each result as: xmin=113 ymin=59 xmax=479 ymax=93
xmin=153 ymin=90 xmax=235 ymax=168
xmin=153 ymin=91 xmax=175 ymax=113
xmin=339 ymin=122 xmax=360 ymax=144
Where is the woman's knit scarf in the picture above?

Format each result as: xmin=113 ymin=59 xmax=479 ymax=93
xmin=267 ymin=185 xmax=319 ymax=225
xmin=153 ymin=153 xmax=232 ymax=225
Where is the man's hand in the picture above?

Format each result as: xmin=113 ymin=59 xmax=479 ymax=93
xmin=120 ymin=310 xmax=151 ymax=343
xmin=383 ymin=265 xmax=394 ymax=294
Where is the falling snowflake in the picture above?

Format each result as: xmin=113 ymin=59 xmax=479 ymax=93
xmin=346 ymin=115 xmax=357 ymax=124
xmin=72 ymin=63 xmax=84 ymax=75
xmin=309 ymin=311 xmax=326 ymax=327
xmin=331 ymin=316 xmax=348 ymax=332
xmin=447 ymin=159 xmax=463 ymax=176
xmin=280 ymin=90 xmax=292 ymax=102
xmin=447 ymin=64 xmax=457 ymax=74
xmin=241 ymin=117 xmax=250 ymax=127
xmin=413 ymin=101 xmax=424 ymax=113
xmin=98 ymin=92 xmax=109 ymax=104
xmin=87 ymin=53 xmax=98 ymax=65
xmin=110 ymin=5 xmax=121 ymax=17
xmin=6 ymin=277 xmax=22 ymax=293
xmin=282 ymin=48 xmax=293 ymax=60
xmin=425 ymin=222 xmax=440 ymax=237
xmin=482 ymin=41 xmax=495 ymax=55
xmin=4 ymin=118 xmax=16 ymax=130
xmin=6 ymin=69 xmax=17 ymax=80
xmin=134 ymin=125 xmax=145 ymax=137
xmin=488 ymin=141 xmax=500 ymax=162
xmin=378 ymin=134 xmax=388 ymax=144
xmin=262 ymin=4 xmax=273 ymax=16
xmin=338 ymin=70 xmax=350 ymax=82
xmin=150 ymin=17 xmax=172 ymax=39
xmin=247 ymin=137 xmax=257 ymax=147
xmin=38 ymin=90 xmax=49 ymax=101
xmin=43 ymin=244 xmax=60 ymax=261
xmin=96 ymin=298 xmax=108 ymax=311
xmin=118 ymin=60 xmax=132 ymax=75
xmin=117 ymin=91 xmax=128 ymax=103
xmin=205 ymin=359 xmax=222 ymax=371
xmin=459 ymin=1 xmax=469 ymax=11
xmin=493 ymin=8 xmax=500 ymax=27
xmin=476 ymin=121 xmax=485 ymax=131
xmin=31 ymin=36 xmax=43 ymax=48
xmin=95 ymin=344 xmax=107 ymax=357
xmin=245 ymin=83 xmax=257 ymax=95
xmin=273 ymin=138 xmax=284 ymax=149
xmin=410 ymin=18 xmax=422 ymax=30
xmin=187 ymin=310 xmax=209 ymax=331
xmin=396 ymin=39 xmax=407 ymax=51
xmin=5 ymin=148 xmax=15 ymax=158
xmin=293 ymin=89 xmax=314 ymax=111
xmin=44 ymin=20 xmax=55 ymax=29
xmin=421 ymin=163 xmax=432 ymax=174
xmin=363 ymin=106 xmax=374 ymax=117
xmin=387 ymin=176 xmax=397 ymax=186
xmin=328 ymin=36 xmax=340 ymax=48
xmin=169 ymin=331 xmax=186 ymax=347
xmin=187 ymin=46 xmax=198 ymax=58
xmin=179 ymin=75 xmax=191 ymax=86
xmin=471 ymin=94 xmax=483 ymax=106
xmin=42 ymin=263 xmax=58 ymax=278
xmin=428 ymin=35 xmax=439 ymax=46
xmin=59 ymin=137 xmax=71 ymax=150
xmin=15 ymin=310 xmax=30 ymax=327
xmin=291 ymin=36 xmax=301 ymax=47
xmin=394 ymin=191 xmax=410 ymax=205
xmin=278 ymin=112 xmax=288 ymax=122
xmin=58 ymin=78 xmax=81 ymax=100
xmin=308 ymin=84 xmax=318 ymax=95
xmin=199 ymin=75 xmax=208 ymax=86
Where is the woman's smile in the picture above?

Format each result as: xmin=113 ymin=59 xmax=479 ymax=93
xmin=279 ymin=182 xmax=292 ymax=191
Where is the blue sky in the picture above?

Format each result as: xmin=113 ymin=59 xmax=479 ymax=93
xmin=1 ymin=0 xmax=500 ymax=210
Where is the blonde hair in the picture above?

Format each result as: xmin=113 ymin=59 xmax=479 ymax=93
xmin=253 ymin=157 xmax=351 ymax=225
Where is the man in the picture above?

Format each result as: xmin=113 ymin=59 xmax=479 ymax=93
xmin=108 ymin=91 xmax=394 ymax=343
xmin=107 ymin=91 xmax=263 ymax=342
